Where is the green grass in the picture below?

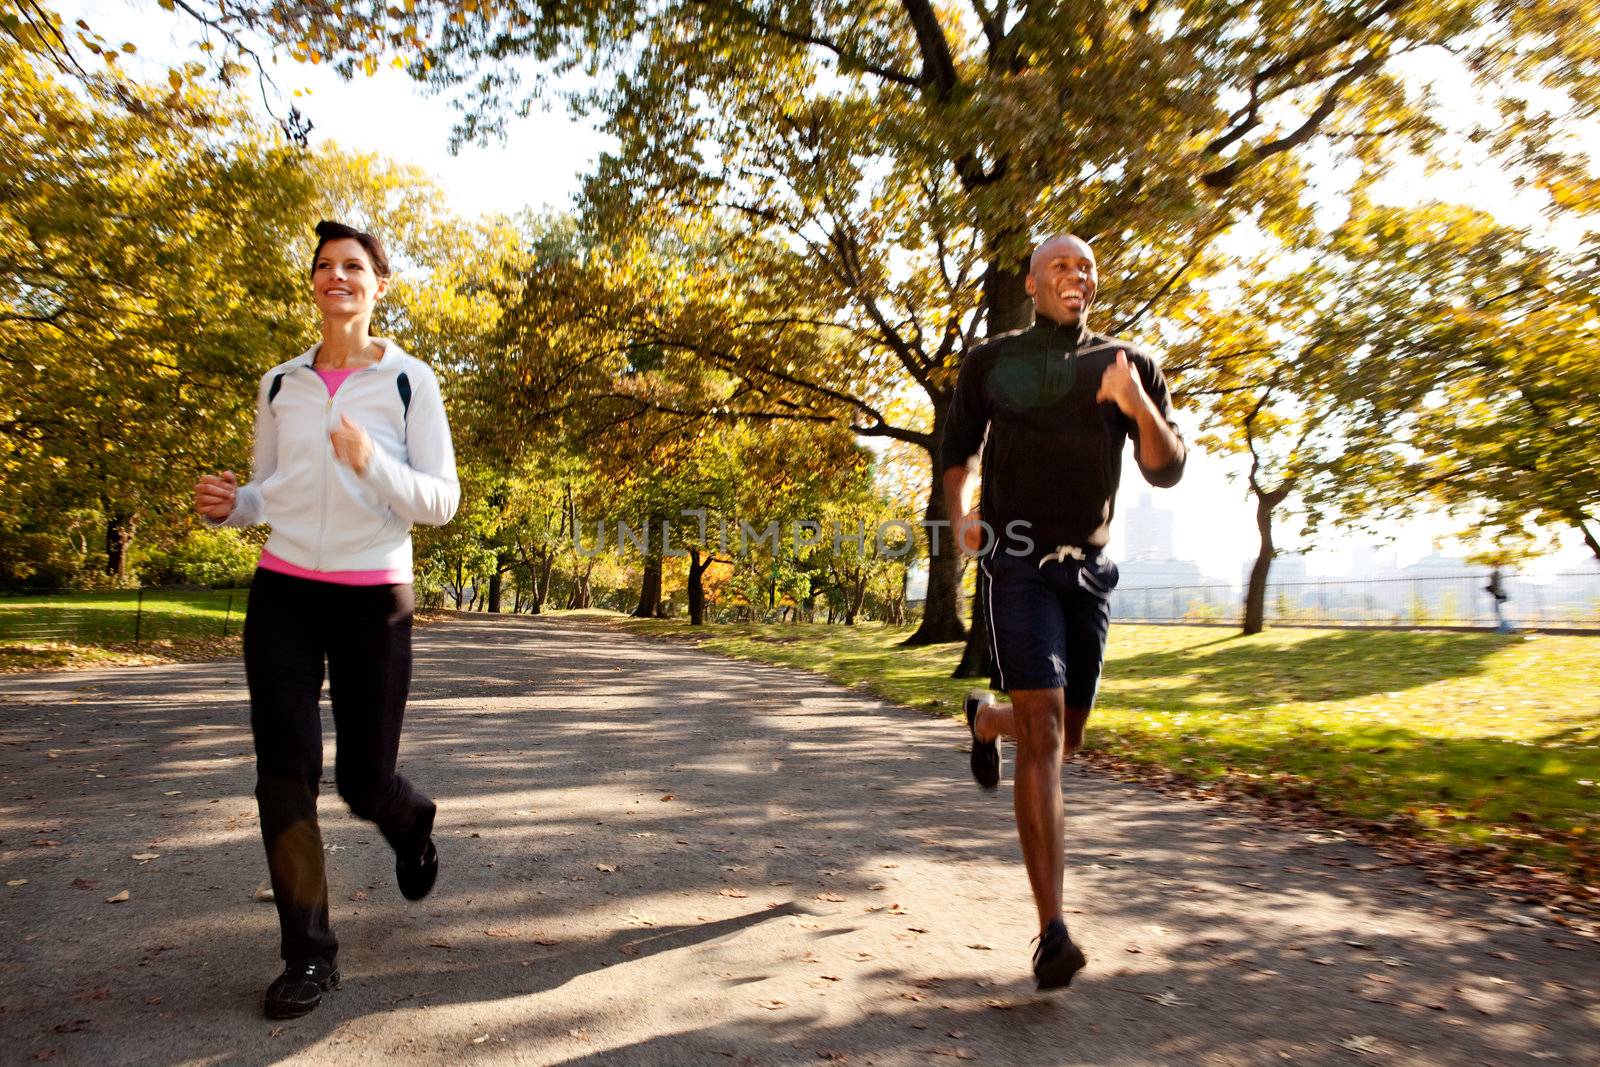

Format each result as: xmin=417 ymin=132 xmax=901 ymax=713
xmin=618 ymin=618 xmax=1600 ymax=878
xmin=0 ymin=589 xmax=247 ymax=647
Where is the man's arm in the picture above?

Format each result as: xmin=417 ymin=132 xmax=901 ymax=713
xmin=1096 ymin=349 xmax=1186 ymax=487
xmin=944 ymin=462 xmax=984 ymax=556
xmin=939 ymin=346 xmax=992 ymax=554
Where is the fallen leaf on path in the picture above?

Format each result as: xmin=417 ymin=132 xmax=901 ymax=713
xmin=130 ymin=853 xmax=159 ymax=862
xmin=471 ymin=1035 xmax=489 ymax=1045
xmin=31 ymin=839 xmax=60 ymax=848
xmin=851 ymin=951 xmax=876 ymax=962
xmin=756 ymin=999 xmax=787 ymax=1011
xmin=1337 ymin=1035 xmax=1385 ymax=1055
xmin=483 ymin=928 xmax=516 ymax=938
xmin=815 ymin=892 xmax=846 ymax=902
xmin=534 ymin=938 xmax=558 ymax=946
xmin=163 ymin=791 xmax=183 ymax=797
xmin=429 ymin=939 xmax=453 ymax=949
xmin=966 ymin=943 xmax=993 ymax=951
xmin=718 ymin=888 xmax=749 ymax=898
xmin=820 ymin=974 xmax=841 ymax=981
xmin=6 ymin=880 xmax=26 ymax=887
xmin=900 ymin=991 xmax=927 ymax=1002
xmin=104 ymin=890 xmax=129 ymax=903
xmin=1312 ymin=957 xmax=1336 ymax=966
xmin=1145 ymin=991 xmax=1193 ymax=1006
xmin=254 ymin=883 xmax=274 ymax=902
xmin=985 ymin=999 xmax=1014 ymax=1010
xmin=660 ymin=795 xmax=674 ymax=802
xmin=595 ymin=863 xmax=617 ymax=873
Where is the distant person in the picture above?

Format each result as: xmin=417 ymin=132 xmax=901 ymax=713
xmin=941 ymin=233 xmax=1186 ymax=989
xmin=1486 ymin=567 xmax=1513 ymax=634
xmin=193 ymin=221 xmax=460 ymax=1019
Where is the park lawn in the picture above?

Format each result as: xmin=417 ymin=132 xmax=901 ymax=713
xmin=619 ymin=618 xmax=1600 ymax=879
xmin=0 ymin=589 xmax=248 ymax=671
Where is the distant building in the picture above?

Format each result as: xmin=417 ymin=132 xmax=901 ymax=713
xmin=1123 ymin=492 xmax=1175 ymax=561
xmin=1241 ymin=551 xmax=1307 ymax=588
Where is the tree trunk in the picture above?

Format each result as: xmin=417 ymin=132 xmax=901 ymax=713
xmin=634 ymin=553 xmax=663 ymax=618
xmin=1568 ymin=510 xmax=1600 ymax=562
xmin=487 ymin=552 xmax=511 ymax=613
xmin=849 ymin=572 xmax=868 ymax=625
xmin=532 ymin=552 xmax=554 ymax=613
xmin=687 ymin=549 xmax=718 ymax=627
xmin=1243 ymin=486 xmax=1289 ymax=635
xmin=104 ymin=511 xmax=135 ymax=581
xmin=954 ymin=558 xmax=992 ymax=678
xmin=983 ymin=253 xmax=1032 ymax=337
xmin=905 ymin=438 xmax=967 ymax=645
xmin=567 ymin=560 xmax=593 ymax=609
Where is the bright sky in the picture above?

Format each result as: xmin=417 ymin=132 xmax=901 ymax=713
xmin=65 ymin=1 xmax=1598 ymax=581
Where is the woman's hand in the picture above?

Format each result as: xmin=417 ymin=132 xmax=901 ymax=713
xmin=330 ymin=414 xmax=373 ymax=476
xmin=195 ymin=471 xmax=237 ymax=521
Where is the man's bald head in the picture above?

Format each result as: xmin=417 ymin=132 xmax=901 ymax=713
xmin=1026 ymin=234 xmax=1097 ymax=324
xmin=1029 ymin=234 xmax=1094 ymax=274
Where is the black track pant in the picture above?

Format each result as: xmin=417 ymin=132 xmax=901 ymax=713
xmin=243 ymin=567 xmax=434 ymax=965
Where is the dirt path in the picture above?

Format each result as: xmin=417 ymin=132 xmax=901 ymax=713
xmin=0 ymin=615 xmax=1593 ymax=1065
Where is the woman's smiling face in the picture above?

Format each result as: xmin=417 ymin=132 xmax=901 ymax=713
xmin=311 ymin=237 xmax=387 ymax=319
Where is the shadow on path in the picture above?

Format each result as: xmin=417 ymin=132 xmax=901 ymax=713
xmin=0 ymin=615 xmax=1592 ymax=1065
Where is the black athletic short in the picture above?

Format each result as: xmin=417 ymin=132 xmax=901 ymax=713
xmin=980 ymin=549 xmax=1118 ymax=707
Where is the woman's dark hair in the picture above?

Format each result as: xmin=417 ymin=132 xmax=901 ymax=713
xmin=309 ymin=220 xmax=391 ymax=279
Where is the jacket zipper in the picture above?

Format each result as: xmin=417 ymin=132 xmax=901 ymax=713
xmin=316 ymin=383 xmax=332 ymax=570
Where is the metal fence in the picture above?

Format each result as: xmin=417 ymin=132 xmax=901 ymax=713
xmin=1109 ymin=571 xmax=1600 ymax=630
xmin=0 ymin=587 xmax=246 ymax=645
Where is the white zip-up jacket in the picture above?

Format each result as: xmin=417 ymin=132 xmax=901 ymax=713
xmin=218 ymin=341 xmax=460 ymax=579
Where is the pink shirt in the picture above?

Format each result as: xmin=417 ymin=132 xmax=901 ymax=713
xmin=256 ymin=365 xmax=407 ymax=586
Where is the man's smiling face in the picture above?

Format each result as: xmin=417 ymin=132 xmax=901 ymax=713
xmin=1025 ymin=235 xmax=1096 ymax=325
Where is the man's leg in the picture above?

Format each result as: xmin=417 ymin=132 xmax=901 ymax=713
xmin=974 ymin=699 xmax=1090 ymax=759
xmin=1007 ymin=686 xmax=1068 ymax=931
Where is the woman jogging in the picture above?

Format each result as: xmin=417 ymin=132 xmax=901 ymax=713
xmin=193 ymin=220 xmax=460 ymax=1019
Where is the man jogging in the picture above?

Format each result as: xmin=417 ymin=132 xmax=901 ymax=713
xmin=940 ymin=233 xmax=1186 ymax=989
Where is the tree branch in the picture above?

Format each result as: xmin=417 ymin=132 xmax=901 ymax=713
xmin=1203 ymin=52 xmax=1386 ymax=188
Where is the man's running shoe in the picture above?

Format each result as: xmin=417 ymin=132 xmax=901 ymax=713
xmin=965 ymin=689 xmax=1000 ymax=791
xmin=1032 ymin=917 xmax=1087 ymax=990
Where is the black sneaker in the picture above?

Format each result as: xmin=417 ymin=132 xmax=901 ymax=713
xmin=965 ymin=689 xmax=1000 ymax=791
xmin=397 ymin=839 xmax=439 ymax=901
xmin=264 ymin=959 xmax=339 ymax=1019
xmin=1032 ymin=918 xmax=1087 ymax=990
